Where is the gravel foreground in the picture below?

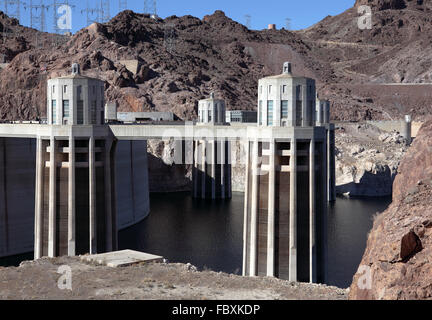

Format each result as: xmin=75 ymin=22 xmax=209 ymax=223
xmin=0 ymin=256 xmax=348 ymax=300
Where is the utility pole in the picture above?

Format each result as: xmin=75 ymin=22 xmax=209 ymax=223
xmin=245 ymin=14 xmax=251 ymax=29
xmin=119 ymin=0 xmax=127 ymax=12
xmin=1 ymin=0 xmax=21 ymax=22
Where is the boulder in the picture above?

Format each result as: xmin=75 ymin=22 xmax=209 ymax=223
xmin=400 ymin=230 xmax=422 ymax=262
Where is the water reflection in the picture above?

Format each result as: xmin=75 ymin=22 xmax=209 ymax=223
xmin=0 ymin=192 xmax=391 ymax=289
xmin=119 ymin=192 xmax=391 ymax=288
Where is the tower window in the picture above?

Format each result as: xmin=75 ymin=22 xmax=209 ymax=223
xmin=296 ymin=85 xmax=302 ymax=100
xmin=52 ymin=100 xmax=57 ymax=124
xmin=77 ymin=85 xmax=82 ymax=100
xmin=281 ymin=100 xmax=288 ymax=119
xmin=91 ymin=101 xmax=97 ymax=124
xmin=63 ymin=85 xmax=67 ymax=93
xmin=267 ymin=100 xmax=273 ymax=126
xmin=77 ymin=101 xmax=84 ymax=124
xmin=63 ymin=100 xmax=69 ymax=118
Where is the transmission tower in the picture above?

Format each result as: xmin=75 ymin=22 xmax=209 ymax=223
xmin=119 ymin=0 xmax=127 ymax=11
xmin=1 ymin=0 xmax=21 ymax=21
xmin=25 ymin=0 xmax=51 ymax=32
xmin=245 ymin=14 xmax=251 ymax=29
xmin=52 ymin=0 xmax=75 ymax=34
xmin=164 ymin=23 xmax=176 ymax=54
xmin=100 ymin=0 xmax=110 ymax=23
xmin=285 ymin=18 xmax=291 ymax=30
xmin=144 ymin=0 xmax=156 ymax=16
xmin=82 ymin=0 xmax=101 ymax=26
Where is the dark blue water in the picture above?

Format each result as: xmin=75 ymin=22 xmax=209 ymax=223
xmin=119 ymin=192 xmax=391 ymax=288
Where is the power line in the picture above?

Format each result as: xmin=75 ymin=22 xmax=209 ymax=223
xmin=245 ymin=14 xmax=251 ymax=29
xmin=144 ymin=0 xmax=156 ymax=16
xmin=1 ymin=0 xmax=21 ymax=22
xmin=52 ymin=0 xmax=75 ymax=34
xmin=164 ymin=23 xmax=176 ymax=54
xmin=82 ymin=0 xmax=102 ymax=26
xmin=100 ymin=0 xmax=110 ymax=23
xmin=119 ymin=0 xmax=127 ymax=12
xmin=285 ymin=18 xmax=291 ymax=30
xmin=24 ymin=0 xmax=51 ymax=32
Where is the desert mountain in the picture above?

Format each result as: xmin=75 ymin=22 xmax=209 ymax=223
xmin=0 ymin=0 xmax=432 ymax=122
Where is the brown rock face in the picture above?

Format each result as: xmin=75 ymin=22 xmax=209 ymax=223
xmin=400 ymin=230 xmax=422 ymax=262
xmin=2 ymin=0 xmax=432 ymax=122
xmin=349 ymin=120 xmax=432 ymax=300
xmin=354 ymin=0 xmax=407 ymax=10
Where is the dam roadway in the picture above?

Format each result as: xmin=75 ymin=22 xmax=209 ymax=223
xmin=0 ymin=123 xmax=326 ymax=141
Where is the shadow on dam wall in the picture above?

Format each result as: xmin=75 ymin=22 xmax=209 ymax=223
xmin=0 ymin=138 xmax=150 ymax=258
xmin=147 ymin=153 xmax=192 ymax=193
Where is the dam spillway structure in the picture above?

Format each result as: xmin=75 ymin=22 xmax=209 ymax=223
xmin=34 ymin=63 xmax=117 ymax=258
xmin=243 ymin=62 xmax=331 ymax=284
xmin=193 ymin=93 xmax=232 ymax=199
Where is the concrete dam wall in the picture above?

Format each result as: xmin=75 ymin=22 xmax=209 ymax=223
xmin=0 ymin=138 xmax=150 ymax=258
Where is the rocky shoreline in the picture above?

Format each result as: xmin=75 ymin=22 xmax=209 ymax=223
xmin=349 ymin=120 xmax=432 ymax=300
xmin=335 ymin=123 xmax=408 ymax=197
xmin=0 ymin=256 xmax=347 ymax=300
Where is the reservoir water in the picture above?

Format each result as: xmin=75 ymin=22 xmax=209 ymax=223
xmin=0 ymin=192 xmax=391 ymax=288
xmin=119 ymin=192 xmax=392 ymax=289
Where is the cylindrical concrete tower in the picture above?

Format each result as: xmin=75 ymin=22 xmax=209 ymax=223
xmin=34 ymin=64 xmax=117 ymax=259
xmin=257 ymin=62 xmax=316 ymax=127
xmin=244 ymin=63 xmax=332 ymax=284
xmin=194 ymin=94 xmax=231 ymax=199
xmin=403 ymin=115 xmax=412 ymax=146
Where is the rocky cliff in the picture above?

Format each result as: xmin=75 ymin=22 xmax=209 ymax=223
xmin=335 ymin=123 xmax=408 ymax=197
xmin=2 ymin=0 xmax=432 ymax=122
xmin=349 ymin=120 xmax=432 ymax=300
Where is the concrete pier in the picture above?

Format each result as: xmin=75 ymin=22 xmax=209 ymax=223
xmin=243 ymin=63 xmax=331 ymax=284
xmin=67 ymin=135 xmax=76 ymax=256
xmin=192 ymin=139 xmax=232 ymax=199
xmin=289 ymin=138 xmax=297 ymax=282
xmin=33 ymin=127 xmax=117 ymax=258
xmin=242 ymin=134 xmax=328 ymax=283
xmin=309 ymin=139 xmax=317 ymax=283
xmin=0 ymin=133 xmax=149 ymax=259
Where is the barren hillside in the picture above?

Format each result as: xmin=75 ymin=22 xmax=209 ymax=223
xmin=1 ymin=0 xmax=432 ymax=122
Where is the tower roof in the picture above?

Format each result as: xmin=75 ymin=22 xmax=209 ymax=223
xmin=50 ymin=63 xmax=103 ymax=81
xmin=260 ymin=62 xmax=313 ymax=81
